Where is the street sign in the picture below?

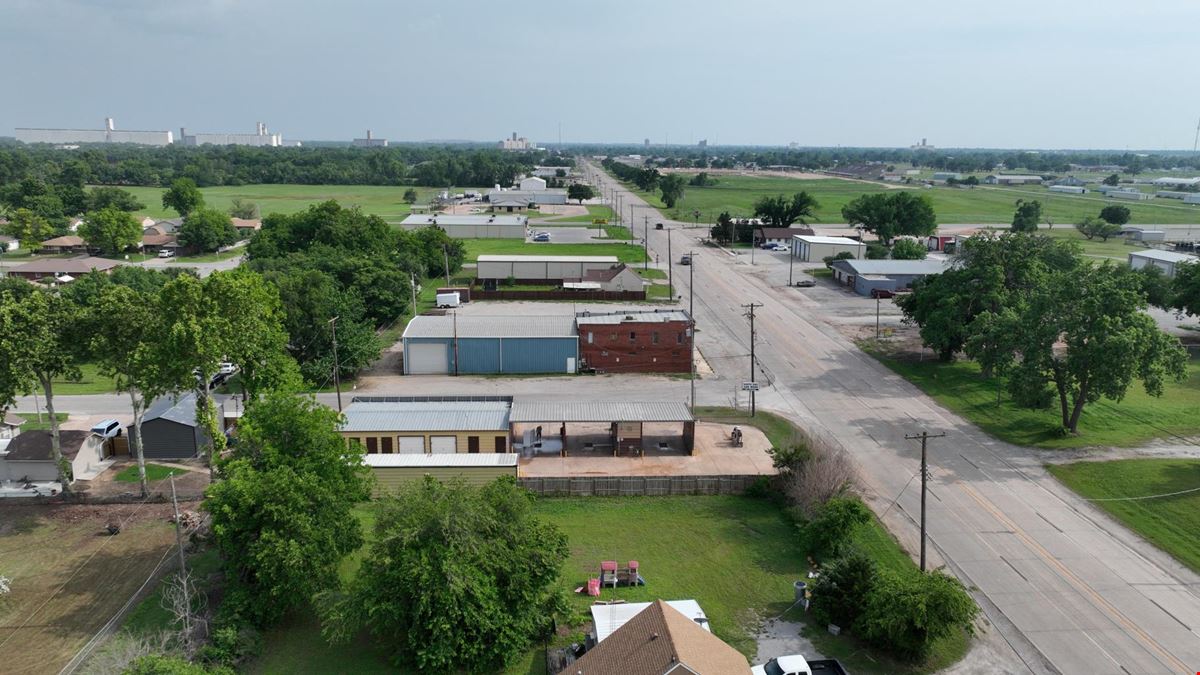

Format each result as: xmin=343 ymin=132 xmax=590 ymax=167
xmin=741 ymin=382 xmax=759 ymax=391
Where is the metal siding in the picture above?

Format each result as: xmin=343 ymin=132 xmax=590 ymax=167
xmin=138 ymin=419 xmax=198 ymax=459
xmin=476 ymin=260 xmax=511 ymax=279
xmin=500 ymin=338 xmax=577 ymax=373
xmin=513 ymin=261 xmax=545 ymax=279
xmin=454 ymin=338 xmax=501 ymax=373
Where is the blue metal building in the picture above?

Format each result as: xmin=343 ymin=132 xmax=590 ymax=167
xmin=402 ymin=315 xmax=579 ymax=375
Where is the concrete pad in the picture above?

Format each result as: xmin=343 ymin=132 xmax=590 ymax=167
xmin=986 ymin=591 xmax=1076 ymax=632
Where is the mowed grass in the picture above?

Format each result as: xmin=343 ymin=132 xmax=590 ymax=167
xmin=14 ymin=412 xmax=68 ymax=431
xmin=52 ymin=362 xmax=120 ymax=395
xmin=113 ymin=463 xmax=179 ymax=482
xmin=1048 ymin=459 xmax=1200 ymax=573
xmin=0 ymin=507 xmax=176 ymax=673
xmin=120 ymin=185 xmax=472 ymax=222
xmin=622 ymin=174 xmax=1200 ymax=226
xmin=868 ymin=348 xmax=1200 ymax=449
xmin=462 ymin=239 xmax=649 ymax=263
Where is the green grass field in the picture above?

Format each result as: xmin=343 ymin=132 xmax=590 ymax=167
xmin=1048 ymin=459 xmax=1200 ymax=573
xmin=620 ymin=174 xmax=1200 ymax=226
xmin=533 ymin=205 xmax=614 ymax=224
xmin=51 ymin=362 xmax=120 ymax=395
xmin=120 ymin=185 xmax=472 ymax=222
xmin=14 ymin=412 xmax=68 ymax=431
xmin=463 ymin=239 xmax=649 ymax=263
xmin=867 ymin=348 xmax=1200 ymax=449
xmin=112 ymin=463 xmax=180 ymax=482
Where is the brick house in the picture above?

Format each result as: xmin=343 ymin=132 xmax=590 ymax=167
xmin=576 ymin=309 xmax=692 ymax=374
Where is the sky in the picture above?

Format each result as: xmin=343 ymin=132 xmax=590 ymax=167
xmin=2 ymin=0 xmax=1198 ymax=150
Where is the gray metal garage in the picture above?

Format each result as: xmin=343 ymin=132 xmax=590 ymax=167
xmin=402 ymin=315 xmax=579 ymax=375
xmin=399 ymin=214 xmax=528 ymax=239
xmin=475 ymin=255 xmax=620 ymax=283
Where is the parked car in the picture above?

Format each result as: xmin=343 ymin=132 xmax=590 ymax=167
xmin=771 ymin=244 xmax=790 ymax=252
xmin=90 ymin=419 xmax=122 ymax=439
xmin=532 ymin=233 xmax=551 ymax=242
xmin=794 ymin=278 xmax=816 ymax=288
xmin=157 ymin=249 xmax=175 ymax=258
xmin=870 ymin=288 xmax=895 ymax=299
xmin=218 ymin=362 xmax=237 ymax=376
xmin=680 ymin=255 xmax=691 ymax=265
xmin=752 ymin=655 xmax=849 ymax=675
xmin=655 ymin=222 xmax=664 ymax=230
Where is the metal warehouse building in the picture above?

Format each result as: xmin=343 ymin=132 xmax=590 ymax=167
xmin=1128 ymin=249 xmax=1197 ymax=278
xmin=402 ymin=315 xmax=579 ymax=375
xmin=791 ymin=235 xmax=866 ymax=263
xmin=830 ymin=258 xmax=950 ymax=296
xmin=399 ymin=214 xmax=528 ymax=239
xmin=340 ymin=396 xmax=513 ymax=454
xmin=475 ymin=255 xmax=621 ymax=282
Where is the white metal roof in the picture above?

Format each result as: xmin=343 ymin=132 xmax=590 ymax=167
xmin=591 ymin=600 xmax=709 ymax=643
xmin=400 ymin=214 xmax=527 ymax=226
xmin=793 ymin=234 xmax=864 ymax=246
xmin=403 ymin=315 xmax=577 ymax=339
xmin=576 ymin=310 xmax=690 ymax=325
xmin=834 ymin=259 xmax=950 ymax=275
xmin=563 ymin=281 xmax=602 ymax=290
xmin=477 ymin=254 xmax=620 ymax=263
xmin=342 ymin=400 xmax=512 ymax=432
xmin=510 ymin=400 xmax=693 ymax=423
xmin=363 ymin=453 xmax=518 ymax=468
xmin=1129 ymin=249 xmax=1198 ymax=264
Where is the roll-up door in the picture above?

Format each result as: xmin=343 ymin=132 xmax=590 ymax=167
xmin=429 ymin=436 xmax=457 ymax=453
xmin=397 ymin=436 xmax=425 ymax=454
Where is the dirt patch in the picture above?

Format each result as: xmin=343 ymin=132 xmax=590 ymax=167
xmin=77 ymin=460 xmax=210 ymax=499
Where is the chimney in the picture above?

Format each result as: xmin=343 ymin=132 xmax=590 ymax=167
xmin=105 ymin=117 xmax=115 ymax=131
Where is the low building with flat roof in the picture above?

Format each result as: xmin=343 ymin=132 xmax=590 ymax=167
xmin=402 ymin=315 xmax=579 ymax=375
xmin=577 ymin=309 xmax=692 ymax=374
xmin=791 ymin=234 xmax=866 ymax=262
xmin=1128 ymin=249 xmax=1197 ymax=278
xmin=341 ymin=396 xmax=513 ymax=456
xmin=830 ymin=258 xmax=950 ymax=295
xmin=399 ymin=214 xmax=527 ymax=239
xmin=476 ymin=254 xmax=621 ymax=282
xmin=485 ymin=188 xmax=568 ymax=206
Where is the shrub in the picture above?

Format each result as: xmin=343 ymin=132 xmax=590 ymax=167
xmin=809 ymin=550 xmax=877 ymax=630
xmin=125 ymin=654 xmax=235 ymax=675
xmin=781 ymin=437 xmax=857 ymax=519
xmin=195 ymin=614 xmax=262 ymax=667
xmin=865 ymin=244 xmax=889 ymax=260
xmin=800 ymin=496 xmax=872 ymax=559
xmin=890 ymin=239 xmax=928 ymax=260
xmin=855 ymin=570 xmax=978 ymax=661
xmin=822 ymin=251 xmax=855 ymax=269
xmin=744 ymin=475 xmax=772 ymax=499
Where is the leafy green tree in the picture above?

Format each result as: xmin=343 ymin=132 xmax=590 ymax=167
xmin=79 ymin=206 xmax=141 ymax=254
xmin=0 ymin=291 xmax=83 ymax=495
xmin=566 ymin=183 xmax=595 ymax=204
xmin=179 ymin=208 xmax=238 ymax=253
xmin=162 ymin=178 xmax=205 ymax=217
xmin=204 ymin=269 xmax=297 ymax=399
xmin=321 ymin=477 xmax=568 ymax=674
xmin=2 ymin=208 xmax=55 ymax=250
xmin=206 ymin=391 xmax=371 ymax=627
xmin=659 ymin=173 xmax=686 ymax=208
xmin=753 ymin=192 xmax=820 ymax=227
xmin=1170 ymin=259 xmax=1200 ymax=317
xmin=1010 ymin=199 xmax=1042 ymax=232
xmin=1102 ymin=173 xmax=1121 ymax=186
xmin=1099 ymin=204 xmax=1131 ymax=227
xmin=688 ymin=172 xmax=718 ymax=187
xmin=270 ymin=268 xmax=380 ymax=383
xmin=402 ymin=188 xmax=419 ymax=204
xmin=865 ymin=243 xmax=889 ymax=260
xmin=841 ymin=192 xmax=937 ymax=245
xmin=809 ymin=550 xmax=877 ymax=630
xmin=85 ymin=285 xmax=172 ymax=497
xmin=1074 ymin=216 xmax=1121 ymax=241
xmin=228 ymin=198 xmax=259 ymax=219
xmin=823 ymin=250 xmax=855 ymax=269
xmin=890 ymin=239 xmax=928 ymax=260
xmin=710 ymin=211 xmax=734 ymax=244
xmin=962 ymin=175 xmax=980 ymax=186
xmin=1128 ymin=265 xmax=1172 ymax=309
xmin=125 ymin=654 xmax=234 ymax=675
xmin=800 ymin=496 xmax=872 ymax=559
xmin=856 ymin=570 xmax=978 ymax=661
xmin=87 ymin=186 xmax=145 ymax=212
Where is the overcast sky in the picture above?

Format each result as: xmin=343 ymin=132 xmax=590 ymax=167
xmin=2 ymin=0 xmax=1197 ymax=149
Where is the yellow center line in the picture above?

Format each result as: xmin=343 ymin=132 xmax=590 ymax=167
xmin=960 ymin=483 xmax=1188 ymax=673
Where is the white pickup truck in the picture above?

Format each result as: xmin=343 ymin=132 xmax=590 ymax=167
xmin=752 ymin=655 xmax=848 ymax=675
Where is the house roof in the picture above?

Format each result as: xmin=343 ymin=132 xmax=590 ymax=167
xmin=401 ymin=214 xmax=528 ymax=226
xmin=757 ymin=227 xmax=814 ymax=239
xmin=591 ymin=600 xmax=709 ymax=643
xmin=3 ymin=412 xmax=25 ymax=428
xmin=231 ymin=218 xmax=261 ymax=230
xmin=833 ymin=258 xmax=950 ymax=276
xmin=362 ymin=453 xmax=518 ymax=468
xmin=143 ymin=393 xmax=214 ymax=427
xmin=1130 ymin=249 xmax=1198 ymax=264
xmin=9 ymin=256 xmax=120 ymax=275
xmin=794 ymin=234 xmax=864 ymax=246
xmin=571 ymin=264 xmax=639 ymax=283
xmin=41 ymin=235 xmax=85 ymax=247
xmin=141 ymin=234 xmax=178 ymax=246
xmin=576 ymin=309 xmax=690 ymax=325
xmin=3 ymin=430 xmax=90 ymax=461
xmin=403 ymin=315 xmax=577 ymax=339
xmin=0 ymin=235 xmax=16 ymax=244
xmin=490 ymin=199 xmax=529 ymax=208
xmin=570 ymin=600 xmax=750 ymax=675
xmin=509 ymin=400 xmax=693 ymax=423
xmin=477 ymin=254 xmax=619 ymax=264
xmin=342 ymin=399 xmax=512 ymax=432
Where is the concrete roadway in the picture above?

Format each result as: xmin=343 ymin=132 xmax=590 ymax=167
xmin=586 ymin=162 xmax=1200 ymax=675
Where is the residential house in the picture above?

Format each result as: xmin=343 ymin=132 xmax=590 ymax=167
xmin=755 ymin=227 xmax=814 ymax=247
xmin=129 ymin=393 xmax=228 ymax=460
xmin=0 ymin=429 xmax=108 ymax=484
xmin=567 ymin=600 xmax=750 ymax=675
xmin=38 ymin=235 xmax=89 ymax=254
xmin=1 ymin=411 xmax=25 ymax=439
xmin=6 ymin=256 xmax=120 ymax=282
xmin=231 ymin=218 xmax=261 ymax=237
xmin=140 ymin=233 xmax=179 ymax=253
xmin=145 ymin=218 xmax=183 ymax=236
xmin=0 ymin=235 xmax=18 ymax=252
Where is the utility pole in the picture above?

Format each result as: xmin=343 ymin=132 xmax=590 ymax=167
xmin=688 ymin=251 xmax=697 ymax=412
xmin=667 ymin=228 xmax=673 ymax=299
xmin=442 ymin=245 xmax=450 ymax=287
xmin=410 ymin=272 xmax=418 ymax=316
xmin=643 ymin=215 xmax=649 ymax=270
xmin=905 ymin=431 xmax=945 ymax=572
xmin=788 ymin=243 xmax=795 ymax=286
xmin=329 ymin=316 xmax=342 ymax=412
xmin=169 ymin=472 xmax=192 ymax=645
xmin=876 ymin=297 xmax=881 ymax=340
xmin=742 ymin=303 xmax=762 ymax=416
xmin=452 ymin=309 xmax=459 ymax=376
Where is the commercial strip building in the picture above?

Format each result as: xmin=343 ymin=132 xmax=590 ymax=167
xmin=401 ymin=315 xmax=579 ymax=375
xmin=830 ymin=258 xmax=951 ymax=296
xmin=984 ymin=174 xmax=1043 ymax=185
xmin=399 ymin=214 xmax=528 ymax=239
xmin=1128 ymin=249 xmax=1197 ymax=278
xmin=475 ymin=255 xmax=621 ymax=283
xmin=341 ymin=396 xmax=513 ymax=454
xmin=790 ymin=234 xmax=866 ymax=262
xmin=577 ymin=309 xmax=692 ymax=374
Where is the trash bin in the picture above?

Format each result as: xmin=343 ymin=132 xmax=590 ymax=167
xmin=794 ymin=581 xmax=808 ymax=603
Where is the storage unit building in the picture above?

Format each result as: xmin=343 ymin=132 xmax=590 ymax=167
xmin=399 ymin=214 xmax=528 ymax=239
xmin=402 ymin=315 xmax=579 ymax=375
xmin=1107 ymin=190 xmax=1152 ymax=201
xmin=364 ymin=453 xmax=518 ymax=496
xmin=1048 ymin=185 xmax=1087 ymax=194
xmin=791 ymin=235 xmax=866 ymax=263
xmin=130 ymin=393 xmax=227 ymax=460
xmin=984 ymin=174 xmax=1043 ymax=185
xmin=830 ymin=259 xmax=951 ymax=295
xmin=577 ymin=309 xmax=692 ymax=373
xmin=1128 ymin=249 xmax=1197 ymax=278
xmin=341 ymin=396 xmax=513 ymax=456
xmin=475 ymin=255 xmax=620 ymax=283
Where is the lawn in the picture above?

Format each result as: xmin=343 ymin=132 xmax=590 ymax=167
xmin=867 ymin=347 xmax=1200 ymax=449
xmin=113 ymin=463 xmax=180 ymax=482
xmin=0 ymin=505 xmax=176 ymax=674
xmin=119 ymin=185 xmax=471 ymax=222
xmin=14 ymin=411 xmax=68 ymax=431
xmin=540 ymin=205 xmax=615 ymax=224
xmin=636 ymin=268 xmax=668 ymax=280
xmin=1048 ymin=459 xmax=1200 ymax=574
xmin=462 ymin=239 xmax=649 ymax=263
xmin=614 ymin=173 xmax=1200 ymax=226
xmin=52 ymin=362 xmax=120 ymax=395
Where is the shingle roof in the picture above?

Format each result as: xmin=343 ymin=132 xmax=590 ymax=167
xmin=3 ymin=412 xmax=26 ymax=428
xmin=40 ymin=235 xmax=85 ymax=247
xmin=4 ymin=430 xmax=90 ymax=461
xmin=403 ymin=315 xmax=577 ymax=339
xmin=10 ymin=256 xmax=120 ymax=275
xmin=570 ymin=600 xmax=750 ymax=675
xmin=342 ymin=399 xmax=512 ymax=432
xmin=509 ymin=400 xmax=693 ymax=423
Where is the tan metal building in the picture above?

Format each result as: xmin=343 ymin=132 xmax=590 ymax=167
xmin=364 ymin=453 xmax=518 ymax=496
xmin=790 ymin=235 xmax=866 ymax=263
xmin=340 ymin=396 xmax=513 ymax=454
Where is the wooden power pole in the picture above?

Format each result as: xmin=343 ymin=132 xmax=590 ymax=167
xmin=905 ymin=430 xmax=945 ymax=572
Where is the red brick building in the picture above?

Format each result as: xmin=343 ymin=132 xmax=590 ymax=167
xmin=577 ymin=309 xmax=692 ymax=373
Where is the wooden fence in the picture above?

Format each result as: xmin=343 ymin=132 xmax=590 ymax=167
xmin=519 ymin=474 xmax=762 ymax=497
xmin=472 ymin=289 xmax=646 ymax=302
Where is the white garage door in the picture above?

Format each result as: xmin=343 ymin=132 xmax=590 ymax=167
xmin=397 ymin=436 xmax=425 ymax=454
xmin=429 ymin=436 xmax=457 ymax=454
xmin=407 ymin=342 xmax=449 ymax=374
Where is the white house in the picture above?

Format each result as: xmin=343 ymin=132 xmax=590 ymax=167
xmin=0 ymin=429 xmax=108 ymax=483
